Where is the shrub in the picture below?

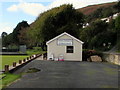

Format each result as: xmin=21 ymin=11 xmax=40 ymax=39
xmin=33 ymin=47 xmax=42 ymax=51
xmin=82 ymin=49 xmax=103 ymax=61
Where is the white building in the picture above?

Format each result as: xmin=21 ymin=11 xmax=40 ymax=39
xmin=101 ymin=17 xmax=110 ymax=23
xmin=46 ymin=32 xmax=84 ymax=61
xmin=83 ymin=23 xmax=89 ymax=28
xmin=113 ymin=13 xmax=119 ymax=19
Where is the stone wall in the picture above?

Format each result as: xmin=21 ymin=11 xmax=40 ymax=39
xmin=103 ymin=52 xmax=120 ymax=65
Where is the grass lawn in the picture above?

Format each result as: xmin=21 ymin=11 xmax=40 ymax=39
xmin=1 ymin=49 xmax=46 ymax=69
xmin=1 ymin=55 xmax=29 ymax=88
xmin=26 ymin=49 xmax=46 ymax=56
xmin=1 ymin=73 xmax=21 ymax=88
xmin=0 ymin=49 xmax=46 ymax=89
xmin=2 ymin=55 xmax=29 ymax=69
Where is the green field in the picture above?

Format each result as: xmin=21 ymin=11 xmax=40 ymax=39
xmin=1 ymin=49 xmax=46 ymax=69
xmin=2 ymin=55 xmax=29 ymax=69
xmin=1 ymin=73 xmax=21 ymax=88
xmin=0 ymin=49 xmax=46 ymax=88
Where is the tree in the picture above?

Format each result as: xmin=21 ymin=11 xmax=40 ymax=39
xmin=114 ymin=1 xmax=120 ymax=12
xmin=27 ymin=4 xmax=84 ymax=50
xmin=90 ymin=20 xmax=108 ymax=35
xmin=12 ymin=20 xmax=29 ymax=45
xmin=2 ymin=21 xmax=29 ymax=47
xmin=1 ymin=32 xmax=7 ymax=38
xmin=80 ymin=19 xmax=108 ymax=49
xmin=2 ymin=33 xmax=14 ymax=47
xmin=115 ymin=15 xmax=120 ymax=50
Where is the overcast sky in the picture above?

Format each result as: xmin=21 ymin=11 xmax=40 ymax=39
xmin=0 ymin=0 xmax=118 ymax=35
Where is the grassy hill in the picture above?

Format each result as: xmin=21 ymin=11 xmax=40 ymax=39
xmin=77 ymin=2 xmax=117 ymax=15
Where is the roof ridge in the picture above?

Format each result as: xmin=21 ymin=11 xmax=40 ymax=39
xmin=46 ymin=32 xmax=84 ymax=45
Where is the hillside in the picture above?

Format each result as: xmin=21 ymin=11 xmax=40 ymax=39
xmin=77 ymin=2 xmax=117 ymax=15
xmin=2 ymin=2 xmax=119 ymax=52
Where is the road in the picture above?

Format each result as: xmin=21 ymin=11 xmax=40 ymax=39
xmin=7 ymin=59 xmax=119 ymax=88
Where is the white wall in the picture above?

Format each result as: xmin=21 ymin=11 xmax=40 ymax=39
xmin=47 ymin=34 xmax=82 ymax=61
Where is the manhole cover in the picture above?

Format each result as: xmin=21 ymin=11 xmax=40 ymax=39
xmin=26 ymin=68 xmax=41 ymax=73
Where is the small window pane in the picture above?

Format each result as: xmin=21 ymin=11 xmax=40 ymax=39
xmin=66 ymin=46 xmax=74 ymax=53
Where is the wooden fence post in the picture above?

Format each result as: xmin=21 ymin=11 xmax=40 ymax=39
xmin=5 ymin=65 xmax=9 ymax=72
xmin=13 ymin=62 xmax=16 ymax=67
xmin=19 ymin=60 xmax=22 ymax=64
xmin=27 ymin=57 xmax=29 ymax=60
xmin=23 ymin=59 xmax=26 ymax=63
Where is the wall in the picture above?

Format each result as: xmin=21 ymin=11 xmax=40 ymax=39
xmin=103 ymin=52 xmax=120 ymax=65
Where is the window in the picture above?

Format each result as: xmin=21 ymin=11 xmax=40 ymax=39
xmin=66 ymin=46 xmax=74 ymax=53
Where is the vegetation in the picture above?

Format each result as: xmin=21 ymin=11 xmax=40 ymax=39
xmin=2 ymin=4 xmax=84 ymax=51
xmin=78 ymin=2 xmax=117 ymax=15
xmin=115 ymin=15 xmax=120 ymax=51
xmin=27 ymin=47 xmax=46 ymax=55
xmin=82 ymin=49 xmax=103 ymax=61
xmin=1 ymin=73 xmax=21 ymax=88
xmin=1 ymin=55 xmax=29 ymax=69
xmin=84 ymin=2 xmax=119 ymax=22
xmin=26 ymin=68 xmax=40 ymax=73
xmin=80 ymin=19 xmax=117 ymax=51
xmin=2 ymin=21 xmax=29 ymax=47
xmin=26 ymin=4 xmax=84 ymax=50
xmin=1 ymin=48 xmax=45 ymax=89
xmin=1 ymin=48 xmax=45 ymax=68
xmin=1 ymin=2 xmax=120 ymax=89
xmin=1 ymin=2 xmax=120 ymax=52
xmin=1 ymin=32 xmax=7 ymax=38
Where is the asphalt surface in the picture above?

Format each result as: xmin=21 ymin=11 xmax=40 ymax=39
xmin=7 ymin=59 xmax=119 ymax=88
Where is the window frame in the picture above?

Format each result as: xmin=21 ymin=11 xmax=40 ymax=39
xmin=66 ymin=46 xmax=74 ymax=53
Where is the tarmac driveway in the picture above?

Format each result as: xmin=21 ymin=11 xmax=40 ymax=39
xmin=7 ymin=59 xmax=119 ymax=88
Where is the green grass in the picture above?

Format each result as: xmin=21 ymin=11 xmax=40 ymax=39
xmin=117 ymin=51 xmax=120 ymax=53
xmin=1 ymin=49 xmax=46 ymax=69
xmin=1 ymin=73 xmax=21 ymax=88
xmin=26 ymin=68 xmax=41 ymax=73
xmin=0 ymin=49 xmax=46 ymax=88
xmin=2 ymin=55 xmax=29 ymax=69
xmin=26 ymin=49 xmax=46 ymax=56
xmin=0 ymin=74 xmax=6 ymax=79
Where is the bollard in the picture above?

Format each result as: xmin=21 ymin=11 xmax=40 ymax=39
xmin=13 ymin=62 xmax=16 ymax=67
xmin=27 ymin=57 xmax=29 ymax=60
xmin=30 ymin=56 xmax=32 ymax=59
xmin=29 ymin=56 xmax=31 ymax=60
xmin=23 ymin=59 xmax=26 ymax=63
xmin=19 ymin=60 xmax=22 ymax=64
xmin=5 ymin=65 xmax=9 ymax=72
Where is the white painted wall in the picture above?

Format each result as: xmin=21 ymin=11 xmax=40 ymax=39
xmin=47 ymin=34 xmax=83 ymax=61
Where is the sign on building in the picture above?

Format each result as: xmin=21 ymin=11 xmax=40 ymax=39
xmin=57 ymin=39 xmax=73 ymax=46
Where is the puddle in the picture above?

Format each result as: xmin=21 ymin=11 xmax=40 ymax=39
xmin=26 ymin=68 xmax=41 ymax=73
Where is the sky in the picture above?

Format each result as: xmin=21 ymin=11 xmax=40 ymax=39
xmin=0 ymin=0 xmax=118 ymax=35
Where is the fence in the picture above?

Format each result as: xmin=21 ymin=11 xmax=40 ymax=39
xmin=2 ymin=54 xmax=42 ymax=73
xmin=2 ymin=49 xmax=19 ymax=52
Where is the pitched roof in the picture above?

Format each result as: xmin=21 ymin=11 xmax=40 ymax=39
xmin=46 ymin=32 xmax=84 ymax=45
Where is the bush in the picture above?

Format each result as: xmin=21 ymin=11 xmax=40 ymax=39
xmin=33 ymin=47 xmax=42 ymax=51
xmin=82 ymin=49 xmax=103 ymax=61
